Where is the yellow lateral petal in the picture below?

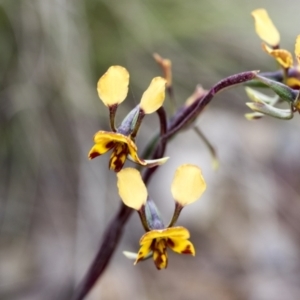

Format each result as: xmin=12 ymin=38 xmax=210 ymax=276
xmin=140 ymin=226 xmax=190 ymax=244
xmin=117 ymin=168 xmax=148 ymax=210
xmin=171 ymin=164 xmax=206 ymax=206
xmin=139 ymin=77 xmax=166 ymax=114
xmin=295 ymin=35 xmax=300 ymax=65
xmin=167 ymin=237 xmax=195 ymax=256
xmin=97 ymin=66 xmax=129 ymax=106
xmin=262 ymin=43 xmax=293 ymax=68
xmin=88 ymin=142 xmax=115 ymax=160
xmin=134 ymin=240 xmax=153 ymax=265
xmin=251 ymin=9 xmax=280 ymax=47
xmin=286 ymin=77 xmax=300 ymax=89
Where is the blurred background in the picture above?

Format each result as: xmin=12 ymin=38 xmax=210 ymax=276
xmin=1 ymin=0 xmax=300 ymax=299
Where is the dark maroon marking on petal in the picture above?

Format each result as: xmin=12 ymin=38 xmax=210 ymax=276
xmin=113 ymin=157 xmax=126 ymax=172
xmin=154 ymin=253 xmax=164 ymax=270
xmin=136 ymin=257 xmax=143 ymax=263
xmin=167 ymin=239 xmax=175 ymax=248
xmin=150 ymin=239 xmax=156 ymax=251
xmin=89 ymin=152 xmax=100 ymax=159
xmin=106 ymin=141 xmax=115 ymax=149
xmin=181 ymin=244 xmax=192 ymax=254
xmin=112 ymin=145 xmax=129 ymax=172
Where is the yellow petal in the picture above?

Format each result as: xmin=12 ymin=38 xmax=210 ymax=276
xmin=97 ymin=66 xmax=129 ymax=106
xmin=88 ymin=131 xmax=119 ymax=159
xmin=140 ymin=226 xmax=190 ymax=244
xmin=94 ymin=131 xmax=135 ymax=147
xmin=251 ymin=9 xmax=280 ymax=47
xmin=88 ymin=141 xmax=115 ymax=159
xmin=139 ymin=77 xmax=166 ymax=114
xmin=171 ymin=164 xmax=206 ymax=206
xmin=286 ymin=77 xmax=300 ymax=89
xmin=117 ymin=168 xmax=148 ymax=210
xmin=167 ymin=237 xmax=195 ymax=256
xmin=262 ymin=43 xmax=293 ymax=68
xmin=134 ymin=240 xmax=152 ymax=265
xmin=295 ymin=35 xmax=300 ymax=65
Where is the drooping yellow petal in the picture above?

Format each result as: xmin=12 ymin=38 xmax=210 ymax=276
xmin=171 ymin=164 xmax=206 ymax=206
xmin=167 ymin=237 xmax=195 ymax=256
xmin=295 ymin=35 xmax=300 ymax=65
xmin=286 ymin=77 xmax=300 ymax=89
xmin=97 ymin=66 xmax=129 ymax=107
xmin=139 ymin=77 xmax=166 ymax=114
xmin=117 ymin=168 xmax=148 ymax=210
xmin=251 ymin=9 xmax=280 ymax=47
xmin=140 ymin=226 xmax=190 ymax=244
xmin=88 ymin=141 xmax=116 ymax=159
xmin=262 ymin=43 xmax=293 ymax=68
xmin=109 ymin=143 xmax=128 ymax=172
xmin=134 ymin=240 xmax=152 ymax=265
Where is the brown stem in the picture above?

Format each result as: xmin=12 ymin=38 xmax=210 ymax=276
xmin=167 ymin=202 xmax=183 ymax=228
xmin=165 ymin=71 xmax=258 ymax=139
xmin=72 ymin=203 xmax=132 ymax=300
xmin=109 ymin=104 xmax=118 ymax=132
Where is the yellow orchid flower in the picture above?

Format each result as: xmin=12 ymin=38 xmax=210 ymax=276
xmin=88 ymin=66 xmax=168 ymax=172
xmin=117 ymin=164 xmax=206 ymax=269
xmin=135 ymin=227 xmax=195 ymax=270
xmin=252 ymin=9 xmax=300 ymax=87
